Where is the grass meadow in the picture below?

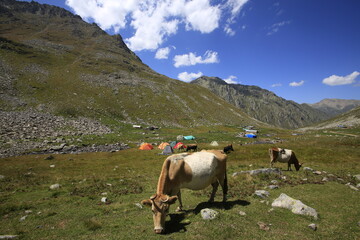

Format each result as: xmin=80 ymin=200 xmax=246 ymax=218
xmin=0 ymin=127 xmax=359 ymax=239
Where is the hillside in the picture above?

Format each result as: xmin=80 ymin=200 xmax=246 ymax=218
xmin=0 ymin=0 xmax=260 ymax=129
xmin=299 ymin=105 xmax=360 ymax=130
xmin=191 ymin=76 xmax=329 ymax=129
xmin=307 ymin=98 xmax=360 ymax=117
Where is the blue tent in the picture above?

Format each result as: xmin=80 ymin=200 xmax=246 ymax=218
xmin=245 ymin=133 xmax=257 ymax=138
xmin=184 ymin=135 xmax=195 ymax=140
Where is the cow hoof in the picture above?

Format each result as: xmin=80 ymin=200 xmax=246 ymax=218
xmin=175 ymin=207 xmax=183 ymax=212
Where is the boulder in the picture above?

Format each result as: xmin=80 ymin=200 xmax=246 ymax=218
xmin=254 ymin=190 xmax=270 ymax=198
xmin=353 ymin=175 xmax=360 ymax=181
xmin=308 ymin=223 xmax=317 ymax=231
xmin=200 ymin=208 xmax=219 ymax=220
xmin=271 ymin=193 xmax=318 ymax=220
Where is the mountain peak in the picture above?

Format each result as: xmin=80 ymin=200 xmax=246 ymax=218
xmin=192 ymin=76 xmax=228 ymax=85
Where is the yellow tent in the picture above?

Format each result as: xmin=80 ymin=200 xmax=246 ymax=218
xmin=139 ymin=143 xmax=153 ymax=150
xmin=158 ymin=142 xmax=170 ymax=149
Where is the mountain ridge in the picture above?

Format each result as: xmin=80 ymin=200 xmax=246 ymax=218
xmin=191 ymin=76 xmax=330 ymax=129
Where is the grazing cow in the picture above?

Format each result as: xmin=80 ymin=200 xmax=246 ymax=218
xmin=269 ymin=147 xmax=302 ymax=171
xmin=223 ymin=144 xmax=234 ymax=154
xmin=186 ymin=144 xmax=198 ymax=152
xmin=141 ymin=150 xmax=228 ymax=234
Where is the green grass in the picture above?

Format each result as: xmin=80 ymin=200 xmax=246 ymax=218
xmin=0 ymin=130 xmax=359 ymax=239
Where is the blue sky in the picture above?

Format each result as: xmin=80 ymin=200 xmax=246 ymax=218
xmin=22 ymin=0 xmax=360 ymax=104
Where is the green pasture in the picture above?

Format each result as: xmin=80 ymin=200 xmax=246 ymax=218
xmin=0 ymin=129 xmax=359 ymax=239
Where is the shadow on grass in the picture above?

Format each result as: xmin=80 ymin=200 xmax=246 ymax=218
xmin=164 ymin=199 xmax=250 ymax=234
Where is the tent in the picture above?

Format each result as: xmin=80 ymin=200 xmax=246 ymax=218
xmin=158 ymin=142 xmax=170 ymax=149
xmin=210 ymin=141 xmax=219 ymax=146
xmin=174 ymin=142 xmax=186 ymax=149
xmin=162 ymin=145 xmax=174 ymax=155
xmin=139 ymin=143 xmax=153 ymax=150
xmin=170 ymin=141 xmax=177 ymax=148
xmin=184 ymin=135 xmax=195 ymax=140
xmin=245 ymin=133 xmax=257 ymax=138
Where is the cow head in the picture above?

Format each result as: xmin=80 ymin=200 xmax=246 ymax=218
xmin=295 ymin=163 xmax=303 ymax=171
xmin=141 ymin=194 xmax=178 ymax=234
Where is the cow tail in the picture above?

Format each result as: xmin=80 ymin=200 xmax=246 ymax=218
xmin=223 ymin=172 xmax=228 ymax=196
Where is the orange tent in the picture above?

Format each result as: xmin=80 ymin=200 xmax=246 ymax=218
xmin=174 ymin=142 xmax=186 ymax=149
xmin=158 ymin=142 xmax=170 ymax=149
xmin=139 ymin=143 xmax=153 ymax=150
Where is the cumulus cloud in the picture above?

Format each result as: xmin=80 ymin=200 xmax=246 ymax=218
xmin=178 ymin=71 xmax=203 ymax=82
xmin=173 ymin=51 xmax=219 ymax=68
xmin=289 ymin=80 xmax=305 ymax=87
xmin=224 ymin=75 xmax=238 ymax=84
xmin=65 ymin=0 xmax=248 ymax=51
xmin=322 ymin=71 xmax=359 ymax=86
xmin=267 ymin=20 xmax=291 ymax=36
xmin=155 ymin=47 xmax=171 ymax=59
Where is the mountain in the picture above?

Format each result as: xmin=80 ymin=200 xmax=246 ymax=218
xmin=299 ymin=105 xmax=360 ymax=130
xmin=307 ymin=99 xmax=360 ymax=117
xmin=191 ymin=76 xmax=329 ymax=129
xmin=0 ymin=0 xmax=261 ymax=129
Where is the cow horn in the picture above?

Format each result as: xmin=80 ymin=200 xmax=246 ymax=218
xmin=161 ymin=196 xmax=169 ymax=203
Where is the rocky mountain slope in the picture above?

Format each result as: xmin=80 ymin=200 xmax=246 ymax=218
xmin=191 ymin=76 xmax=329 ymax=129
xmin=0 ymin=0 xmax=260 ymax=129
xmin=299 ymin=105 xmax=360 ymax=130
xmin=307 ymin=99 xmax=360 ymax=117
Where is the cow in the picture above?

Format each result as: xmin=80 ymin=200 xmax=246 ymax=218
xmin=223 ymin=144 xmax=234 ymax=154
xmin=186 ymin=144 xmax=198 ymax=152
xmin=141 ymin=150 xmax=228 ymax=234
xmin=269 ymin=147 xmax=302 ymax=171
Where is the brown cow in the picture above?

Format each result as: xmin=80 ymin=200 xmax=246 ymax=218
xmin=141 ymin=150 xmax=228 ymax=234
xmin=269 ymin=147 xmax=302 ymax=171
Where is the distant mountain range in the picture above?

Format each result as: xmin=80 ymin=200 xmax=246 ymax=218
xmin=307 ymin=99 xmax=360 ymax=117
xmin=191 ymin=76 xmax=333 ymax=129
xmin=0 ymin=0 xmax=358 ymax=131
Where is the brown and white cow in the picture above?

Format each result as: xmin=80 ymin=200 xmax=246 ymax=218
xmin=269 ymin=147 xmax=302 ymax=171
xmin=141 ymin=150 xmax=228 ymax=234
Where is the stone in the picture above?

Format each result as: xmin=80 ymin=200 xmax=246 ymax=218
xmin=270 ymin=180 xmax=278 ymax=184
xmin=200 ymin=208 xmax=219 ymax=220
xmin=271 ymin=193 xmax=318 ymax=220
xmin=267 ymin=185 xmax=279 ymax=189
xmin=313 ymin=171 xmax=322 ymax=175
xmin=238 ymin=211 xmax=246 ymax=216
xmin=101 ymin=197 xmax=108 ymax=203
xmin=233 ymin=168 xmax=282 ymax=177
xmin=19 ymin=216 xmax=27 ymax=222
xmin=353 ymin=175 xmax=360 ymax=181
xmin=348 ymin=185 xmax=359 ymax=191
xmin=0 ymin=175 xmax=5 ymax=180
xmin=0 ymin=235 xmax=19 ymax=239
xmin=303 ymin=167 xmax=314 ymax=172
xmin=135 ymin=203 xmax=143 ymax=209
xmin=257 ymin=222 xmax=270 ymax=231
xmin=254 ymin=190 xmax=270 ymax=198
xmin=49 ymin=184 xmax=61 ymax=190
xmin=308 ymin=223 xmax=317 ymax=231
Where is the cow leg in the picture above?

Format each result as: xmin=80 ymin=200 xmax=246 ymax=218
xmin=287 ymin=162 xmax=292 ymax=171
xmin=175 ymin=191 xmax=183 ymax=212
xmin=270 ymin=161 xmax=274 ymax=168
xmin=219 ymin=174 xmax=228 ymax=202
xmin=209 ymin=181 xmax=219 ymax=202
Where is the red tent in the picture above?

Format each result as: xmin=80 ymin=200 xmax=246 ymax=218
xmin=173 ymin=142 xmax=186 ymax=149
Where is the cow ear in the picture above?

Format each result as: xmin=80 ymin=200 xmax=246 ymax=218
xmin=167 ymin=196 xmax=178 ymax=205
xmin=141 ymin=199 xmax=152 ymax=207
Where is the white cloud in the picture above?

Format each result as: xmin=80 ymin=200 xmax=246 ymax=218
xmin=289 ymin=80 xmax=305 ymax=87
xmin=178 ymin=71 xmax=203 ymax=82
xmin=155 ymin=47 xmax=171 ymax=59
xmin=65 ymin=0 xmax=249 ymax=51
xmin=224 ymin=75 xmax=238 ymax=84
xmin=223 ymin=0 xmax=249 ymax=36
xmin=267 ymin=20 xmax=291 ymax=36
xmin=322 ymin=71 xmax=359 ymax=86
xmin=271 ymin=83 xmax=282 ymax=87
xmin=174 ymin=51 xmax=219 ymax=67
